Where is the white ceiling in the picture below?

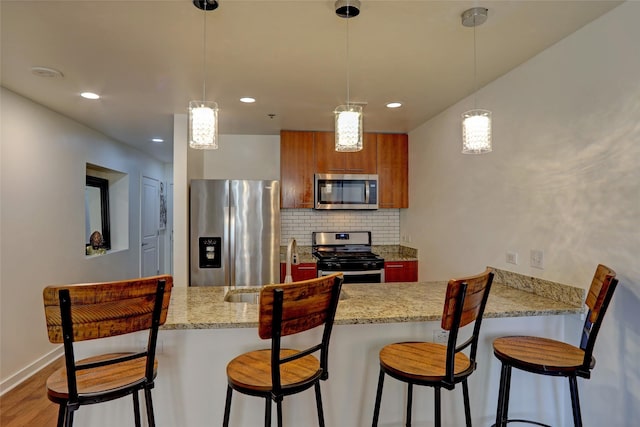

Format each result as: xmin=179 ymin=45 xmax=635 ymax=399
xmin=1 ymin=0 xmax=622 ymax=163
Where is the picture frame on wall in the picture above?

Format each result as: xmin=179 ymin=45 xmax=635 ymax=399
xmin=159 ymin=181 xmax=167 ymax=230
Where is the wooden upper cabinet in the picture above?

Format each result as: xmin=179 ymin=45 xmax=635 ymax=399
xmin=280 ymin=130 xmax=315 ymax=208
xmin=377 ymin=133 xmax=408 ymax=208
xmin=315 ymin=132 xmax=377 ymax=174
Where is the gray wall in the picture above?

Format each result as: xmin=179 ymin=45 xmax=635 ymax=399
xmin=404 ymin=2 xmax=639 ymax=423
xmin=0 ymin=88 xmax=168 ymax=389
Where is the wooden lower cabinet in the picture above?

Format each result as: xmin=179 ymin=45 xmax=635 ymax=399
xmin=384 ymin=261 xmax=418 ymax=282
xmin=280 ymin=263 xmax=318 ymax=282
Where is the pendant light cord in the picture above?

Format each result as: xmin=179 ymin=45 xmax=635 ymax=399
xmin=346 ymin=16 xmax=350 ymax=107
xmin=473 ymin=14 xmax=477 ymax=110
xmin=202 ymin=8 xmax=207 ymax=101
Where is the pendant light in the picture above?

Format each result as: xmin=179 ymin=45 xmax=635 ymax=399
xmin=334 ymin=0 xmax=363 ymax=152
xmin=461 ymin=7 xmax=492 ymax=154
xmin=189 ymin=0 xmax=219 ymax=150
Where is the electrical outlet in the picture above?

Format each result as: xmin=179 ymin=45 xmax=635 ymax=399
xmin=506 ymin=251 xmax=518 ymax=265
xmin=433 ymin=329 xmax=449 ymax=344
xmin=530 ymin=249 xmax=544 ymax=269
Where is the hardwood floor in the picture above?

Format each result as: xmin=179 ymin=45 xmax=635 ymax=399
xmin=0 ymin=358 xmax=62 ymax=427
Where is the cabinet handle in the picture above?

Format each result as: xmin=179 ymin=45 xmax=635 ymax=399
xmin=386 ymin=264 xmax=403 ymax=268
xmin=347 ymin=168 xmax=364 ymax=172
xmin=298 ymin=266 xmax=316 ymax=270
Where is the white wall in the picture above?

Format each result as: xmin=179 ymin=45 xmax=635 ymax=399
xmin=403 ymin=2 xmax=639 ymax=424
xmin=0 ymin=88 xmax=169 ymax=391
xmin=202 ymin=134 xmax=280 ymax=180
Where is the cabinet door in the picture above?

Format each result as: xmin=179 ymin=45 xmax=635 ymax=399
xmin=384 ymin=261 xmax=418 ymax=282
xmin=315 ymin=131 xmax=377 ymax=174
xmin=344 ymin=133 xmax=377 ymax=173
xmin=280 ymin=263 xmax=318 ymax=282
xmin=280 ymin=131 xmax=315 ymax=208
xmin=293 ymin=263 xmax=318 ymax=281
xmin=377 ymin=133 xmax=408 ymax=208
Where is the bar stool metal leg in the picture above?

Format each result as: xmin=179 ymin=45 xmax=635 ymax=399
xmin=223 ymin=386 xmax=232 ymax=427
xmin=314 ymin=382 xmax=326 ymax=427
xmin=132 ymin=392 xmax=141 ymax=427
xmin=372 ymin=369 xmax=385 ymax=427
xmin=568 ymin=376 xmax=583 ymax=427
xmin=433 ymin=387 xmax=441 ymax=427
xmin=462 ymin=379 xmax=472 ymax=427
xmin=276 ymin=399 xmax=283 ymax=427
xmin=264 ymin=397 xmax=271 ymax=427
xmin=406 ymin=383 xmax=413 ymax=427
xmin=495 ymin=362 xmax=512 ymax=427
xmin=144 ymin=388 xmax=156 ymax=427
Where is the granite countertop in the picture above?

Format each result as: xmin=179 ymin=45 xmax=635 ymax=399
xmin=163 ymin=268 xmax=585 ymax=330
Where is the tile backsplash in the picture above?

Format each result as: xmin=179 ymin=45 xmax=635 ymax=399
xmin=281 ymin=209 xmax=400 ymax=246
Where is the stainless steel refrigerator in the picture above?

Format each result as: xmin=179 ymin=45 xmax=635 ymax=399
xmin=190 ymin=179 xmax=280 ymax=287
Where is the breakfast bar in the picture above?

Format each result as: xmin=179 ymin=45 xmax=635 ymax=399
xmin=74 ymin=269 xmax=585 ymax=427
xmin=163 ymin=270 xmax=583 ymax=330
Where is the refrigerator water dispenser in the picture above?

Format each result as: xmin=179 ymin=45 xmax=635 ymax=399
xmin=199 ymin=237 xmax=221 ymax=268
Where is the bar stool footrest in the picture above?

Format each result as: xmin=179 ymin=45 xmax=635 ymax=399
xmin=492 ymin=419 xmax=552 ymax=427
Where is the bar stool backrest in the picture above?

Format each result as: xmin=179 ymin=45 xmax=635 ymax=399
xmin=441 ymin=268 xmax=494 ymax=386
xmin=258 ymin=273 xmax=344 ymax=393
xmin=43 ymin=275 xmax=173 ymax=402
xmin=579 ymin=264 xmax=618 ymax=376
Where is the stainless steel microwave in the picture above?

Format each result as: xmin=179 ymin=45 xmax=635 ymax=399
xmin=314 ymin=173 xmax=378 ymax=210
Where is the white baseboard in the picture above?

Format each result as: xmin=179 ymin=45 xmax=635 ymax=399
xmin=0 ymin=346 xmax=64 ymax=396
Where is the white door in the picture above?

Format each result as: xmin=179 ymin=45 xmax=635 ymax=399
xmin=141 ymin=176 xmax=159 ymax=277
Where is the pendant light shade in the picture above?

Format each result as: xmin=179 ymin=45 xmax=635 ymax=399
xmin=461 ymin=7 xmax=492 ymax=154
xmin=334 ymin=0 xmax=363 ymax=152
xmin=462 ymin=109 xmax=492 ymax=154
xmin=189 ymin=0 xmax=219 ymax=150
xmin=189 ymin=101 xmax=218 ymax=149
xmin=335 ymin=104 xmax=363 ymax=152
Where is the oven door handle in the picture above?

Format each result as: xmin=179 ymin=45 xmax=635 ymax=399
xmin=319 ymin=270 xmax=383 ymax=276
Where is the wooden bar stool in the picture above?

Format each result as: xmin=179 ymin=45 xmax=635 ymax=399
xmin=371 ymin=268 xmax=494 ymax=427
xmin=42 ymin=275 xmax=173 ymax=427
xmin=223 ymin=273 xmax=343 ymax=427
xmin=493 ymin=264 xmax=618 ymax=427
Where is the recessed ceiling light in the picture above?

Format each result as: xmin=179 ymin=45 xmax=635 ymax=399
xmin=81 ymin=92 xmax=100 ymax=100
xmin=240 ymin=97 xmax=256 ymax=103
xmin=31 ymin=66 xmax=63 ymax=78
xmin=386 ymin=102 xmax=402 ymax=109
xmin=151 ymin=138 xmax=164 ymax=143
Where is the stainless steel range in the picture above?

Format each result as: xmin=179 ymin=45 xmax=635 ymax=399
xmin=312 ymin=231 xmax=385 ymax=283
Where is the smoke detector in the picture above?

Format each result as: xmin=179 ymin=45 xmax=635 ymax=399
xmin=31 ymin=66 xmax=64 ymax=78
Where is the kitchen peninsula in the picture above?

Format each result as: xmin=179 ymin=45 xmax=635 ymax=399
xmin=163 ymin=268 xmax=583 ymax=329
xmin=74 ymin=269 xmax=585 ymax=426
xmin=128 ymin=268 xmax=583 ymax=427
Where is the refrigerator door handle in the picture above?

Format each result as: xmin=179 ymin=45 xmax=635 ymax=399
xmin=228 ymin=205 xmax=235 ymax=287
